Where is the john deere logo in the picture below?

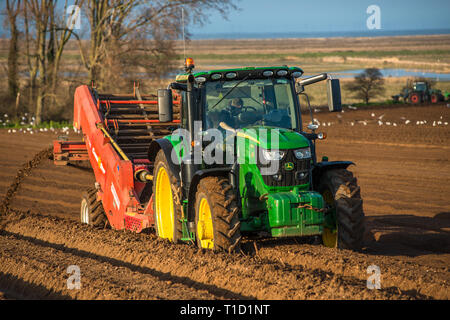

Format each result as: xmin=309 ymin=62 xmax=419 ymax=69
xmin=284 ymin=162 xmax=294 ymax=171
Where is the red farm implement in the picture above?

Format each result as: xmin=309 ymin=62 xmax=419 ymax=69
xmin=54 ymin=84 xmax=180 ymax=233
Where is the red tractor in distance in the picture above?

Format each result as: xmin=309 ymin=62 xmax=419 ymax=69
xmin=392 ymin=79 xmax=445 ymax=104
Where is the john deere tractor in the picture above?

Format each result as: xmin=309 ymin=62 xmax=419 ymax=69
xmin=149 ymin=59 xmax=364 ymax=252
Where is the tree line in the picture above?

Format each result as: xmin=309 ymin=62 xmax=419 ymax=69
xmin=3 ymin=0 xmax=236 ymax=124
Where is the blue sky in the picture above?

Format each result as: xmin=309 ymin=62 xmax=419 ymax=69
xmin=190 ymin=0 xmax=450 ymax=35
xmin=1 ymin=0 xmax=449 ymax=38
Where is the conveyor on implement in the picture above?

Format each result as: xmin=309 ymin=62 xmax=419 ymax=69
xmin=54 ymin=83 xmax=180 ymax=232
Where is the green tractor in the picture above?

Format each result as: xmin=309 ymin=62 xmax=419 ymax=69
xmin=149 ymin=59 xmax=364 ymax=253
xmin=392 ymin=79 xmax=445 ymax=104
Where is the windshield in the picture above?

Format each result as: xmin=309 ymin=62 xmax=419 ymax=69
xmin=203 ymin=78 xmax=298 ymax=131
xmin=414 ymin=83 xmax=426 ymax=91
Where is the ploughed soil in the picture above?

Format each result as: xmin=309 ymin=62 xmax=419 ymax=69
xmin=0 ymin=104 xmax=449 ymax=300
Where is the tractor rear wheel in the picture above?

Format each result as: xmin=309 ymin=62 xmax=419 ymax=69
xmin=194 ymin=176 xmax=241 ymax=253
xmin=431 ymin=94 xmax=438 ymax=103
xmin=318 ymin=169 xmax=365 ymax=251
xmin=152 ymin=149 xmax=182 ymax=242
xmin=409 ymin=92 xmax=421 ymax=104
xmin=80 ymin=187 xmax=108 ymax=228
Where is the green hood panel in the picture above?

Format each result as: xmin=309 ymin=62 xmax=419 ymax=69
xmin=240 ymin=126 xmax=310 ymax=150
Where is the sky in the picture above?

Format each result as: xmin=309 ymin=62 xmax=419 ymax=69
xmin=189 ymin=0 xmax=450 ymax=36
xmin=1 ymin=0 xmax=449 ymax=38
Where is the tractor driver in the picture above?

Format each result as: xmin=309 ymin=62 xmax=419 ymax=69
xmin=227 ymin=98 xmax=244 ymax=117
xmin=206 ymin=98 xmax=245 ymax=131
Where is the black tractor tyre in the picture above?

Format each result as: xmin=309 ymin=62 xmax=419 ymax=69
xmin=194 ymin=176 xmax=241 ymax=253
xmin=80 ymin=187 xmax=108 ymax=228
xmin=152 ymin=149 xmax=183 ymax=243
xmin=317 ymin=169 xmax=365 ymax=251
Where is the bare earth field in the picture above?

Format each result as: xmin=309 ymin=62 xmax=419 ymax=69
xmin=0 ymin=104 xmax=449 ymax=300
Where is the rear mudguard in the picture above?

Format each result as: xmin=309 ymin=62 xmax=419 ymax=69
xmin=312 ymin=161 xmax=354 ymax=189
xmin=148 ymin=138 xmax=181 ymax=182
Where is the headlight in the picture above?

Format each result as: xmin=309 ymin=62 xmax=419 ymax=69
xmin=262 ymin=149 xmax=285 ymax=161
xmin=294 ymin=147 xmax=311 ymax=159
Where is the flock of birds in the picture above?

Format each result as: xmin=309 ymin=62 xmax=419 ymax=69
xmin=2 ymin=108 xmax=449 ymax=135
xmin=2 ymin=113 xmax=77 ymax=135
xmin=309 ymin=108 xmax=448 ymax=128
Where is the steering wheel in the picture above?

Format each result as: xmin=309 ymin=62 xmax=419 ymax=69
xmin=241 ymin=106 xmax=257 ymax=112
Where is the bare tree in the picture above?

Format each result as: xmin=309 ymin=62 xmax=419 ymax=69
xmin=6 ymin=0 xmax=21 ymax=105
xmin=344 ymin=68 xmax=385 ymax=104
xmin=5 ymin=0 xmax=236 ymax=123
xmin=22 ymin=0 xmax=83 ymax=124
xmin=75 ymin=0 xmax=237 ymax=90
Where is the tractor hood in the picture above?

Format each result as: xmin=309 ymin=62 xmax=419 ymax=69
xmin=239 ymin=126 xmax=310 ymax=150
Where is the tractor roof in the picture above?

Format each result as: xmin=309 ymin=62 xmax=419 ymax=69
xmin=175 ymin=66 xmax=304 ymax=83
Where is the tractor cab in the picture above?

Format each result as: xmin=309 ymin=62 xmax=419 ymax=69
xmin=413 ymin=82 xmax=428 ymax=92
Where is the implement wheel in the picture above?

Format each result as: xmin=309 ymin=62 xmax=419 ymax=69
xmin=318 ymin=169 xmax=365 ymax=250
xmin=80 ymin=187 xmax=108 ymax=228
xmin=194 ymin=176 xmax=241 ymax=253
xmin=152 ymin=149 xmax=182 ymax=242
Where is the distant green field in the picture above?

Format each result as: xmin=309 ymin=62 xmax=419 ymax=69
xmin=183 ymin=49 xmax=450 ymax=61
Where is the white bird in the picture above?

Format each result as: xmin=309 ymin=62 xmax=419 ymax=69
xmin=378 ymin=114 xmax=385 ymax=120
xmin=393 ymin=123 xmax=397 ymax=127
xmin=378 ymin=121 xmax=383 ymax=126
xmin=371 ymin=113 xmax=375 ymax=117
xmin=386 ymin=122 xmax=391 ymax=126
xmin=405 ymin=120 xmax=410 ymax=124
xmin=445 ymin=122 xmax=448 ymax=125
xmin=438 ymin=121 xmax=442 ymax=125
xmin=433 ymin=121 xmax=436 ymax=126
xmin=350 ymin=122 xmax=354 ymax=126
xmin=327 ymin=122 xmax=331 ymax=126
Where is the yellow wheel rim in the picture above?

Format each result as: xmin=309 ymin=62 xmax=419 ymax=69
xmin=155 ymin=166 xmax=174 ymax=240
xmin=322 ymin=189 xmax=337 ymax=248
xmin=197 ymin=197 xmax=214 ymax=249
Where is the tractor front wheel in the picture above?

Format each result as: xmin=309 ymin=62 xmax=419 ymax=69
xmin=152 ymin=149 xmax=182 ymax=242
xmin=318 ymin=169 xmax=365 ymax=250
xmin=80 ymin=187 xmax=108 ymax=228
xmin=194 ymin=176 xmax=241 ymax=253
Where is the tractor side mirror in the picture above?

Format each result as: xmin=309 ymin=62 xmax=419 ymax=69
xmin=158 ymin=89 xmax=173 ymax=122
xmin=327 ymin=79 xmax=342 ymax=112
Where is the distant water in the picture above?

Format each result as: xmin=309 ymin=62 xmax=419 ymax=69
xmin=329 ymin=69 xmax=450 ymax=81
xmin=191 ymin=29 xmax=450 ymax=40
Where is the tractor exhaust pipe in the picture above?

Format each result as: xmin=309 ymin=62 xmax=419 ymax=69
xmin=298 ymin=73 xmax=328 ymax=87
